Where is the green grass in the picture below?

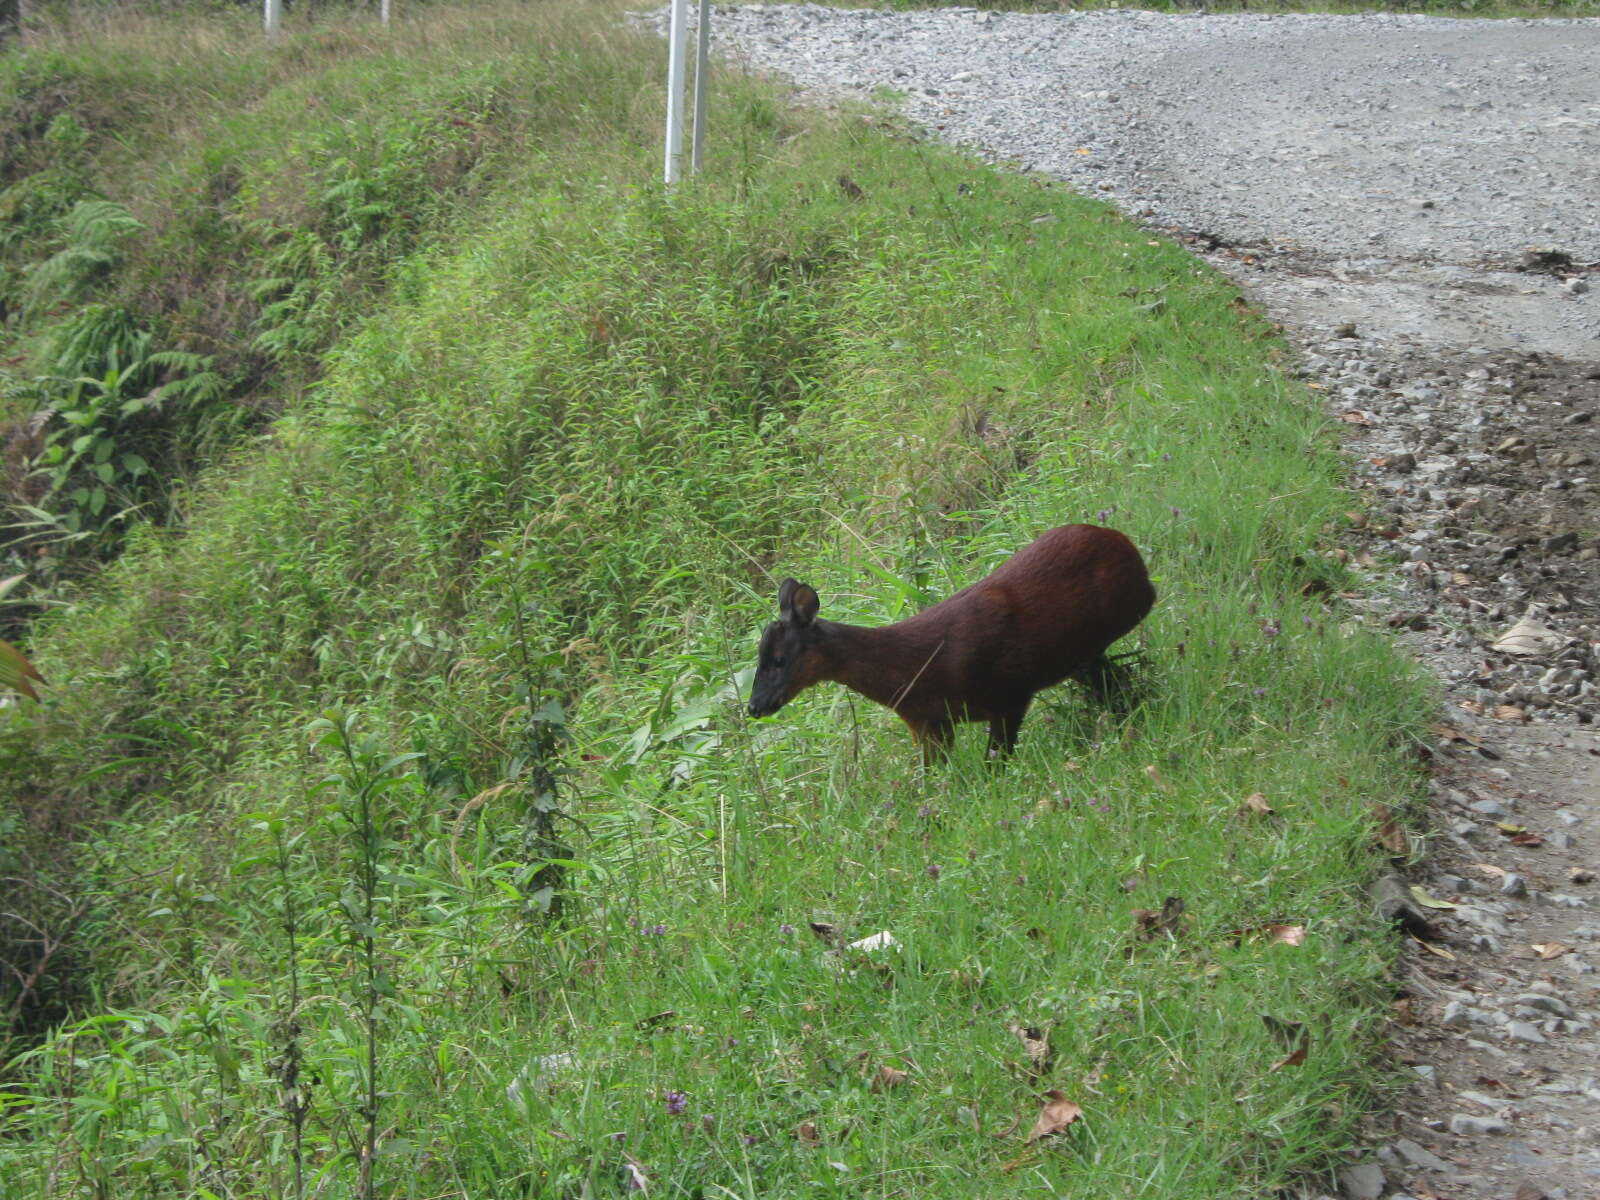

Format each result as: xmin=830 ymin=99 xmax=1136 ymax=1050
xmin=0 ymin=3 xmax=1433 ymax=1197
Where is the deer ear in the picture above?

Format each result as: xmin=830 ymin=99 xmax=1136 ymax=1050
xmin=777 ymin=578 xmax=799 ymax=614
xmin=788 ymin=582 xmax=819 ymax=627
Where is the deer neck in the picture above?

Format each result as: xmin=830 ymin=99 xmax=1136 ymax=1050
xmin=819 ymin=619 xmax=944 ymax=714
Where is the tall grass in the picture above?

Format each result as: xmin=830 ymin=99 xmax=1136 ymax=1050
xmin=0 ymin=3 xmax=1431 ymax=1196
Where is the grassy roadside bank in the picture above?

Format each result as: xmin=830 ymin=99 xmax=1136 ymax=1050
xmin=1 ymin=3 xmax=1431 ymax=1196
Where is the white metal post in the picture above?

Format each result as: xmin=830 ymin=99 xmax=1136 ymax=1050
xmin=264 ymin=0 xmax=281 ymax=35
xmin=690 ymin=0 xmax=711 ymax=174
xmin=663 ymin=0 xmax=689 ymax=186
xmin=380 ymin=0 xmax=391 ymax=26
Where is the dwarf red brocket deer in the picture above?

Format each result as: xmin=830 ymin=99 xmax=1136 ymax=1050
xmin=746 ymin=524 xmax=1155 ymax=763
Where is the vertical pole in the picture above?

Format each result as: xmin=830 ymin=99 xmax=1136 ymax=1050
xmin=264 ymin=0 xmax=281 ymax=35
xmin=380 ymin=0 xmax=391 ymax=26
xmin=663 ymin=0 xmax=689 ymax=186
xmin=690 ymin=0 xmax=711 ymax=174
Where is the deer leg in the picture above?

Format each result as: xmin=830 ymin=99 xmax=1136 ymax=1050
xmin=909 ymin=719 xmax=954 ymax=769
xmin=1073 ymin=653 xmax=1138 ymax=710
xmin=987 ymin=700 xmax=1031 ymax=761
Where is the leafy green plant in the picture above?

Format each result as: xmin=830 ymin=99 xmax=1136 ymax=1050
xmin=23 ymin=199 xmax=142 ymax=315
xmin=20 ymin=304 xmax=224 ymax=539
xmin=309 ymin=709 xmax=420 ymax=1200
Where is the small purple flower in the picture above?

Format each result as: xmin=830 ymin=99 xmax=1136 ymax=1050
xmin=1096 ymin=508 xmax=1112 ymax=523
xmin=1161 ymin=453 xmax=1172 ymax=462
xmin=998 ymin=818 xmax=1011 ymax=830
xmin=1262 ymin=621 xmax=1280 ymax=639
xmin=1302 ymin=615 xmax=1314 ymax=628
xmin=927 ymin=863 xmax=942 ymax=880
xmin=1254 ymin=687 xmax=1266 ymax=698
xmin=743 ymin=1134 xmax=759 ymax=1146
xmin=644 ymin=923 xmax=667 ymax=937
xmin=779 ymin=922 xmax=795 ymax=938
xmin=610 ymin=1131 xmax=627 ymax=1143
xmin=917 ymin=803 xmax=932 ymax=819
xmin=664 ymin=1090 xmax=687 ymax=1115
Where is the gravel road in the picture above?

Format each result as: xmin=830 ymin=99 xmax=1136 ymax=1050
xmin=651 ymin=8 xmax=1600 ymax=1198
xmin=684 ymin=4 xmax=1600 ymax=357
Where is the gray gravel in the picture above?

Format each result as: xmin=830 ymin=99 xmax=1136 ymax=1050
xmin=667 ymin=4 xmax=1600 ymax=356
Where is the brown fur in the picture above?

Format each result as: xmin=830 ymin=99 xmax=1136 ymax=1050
xmin=748 ymin=524 xmax=1155 ymax=761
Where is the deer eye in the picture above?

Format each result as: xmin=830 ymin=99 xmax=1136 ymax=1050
xmin=772 ymin=655 xmax=787 ymax=669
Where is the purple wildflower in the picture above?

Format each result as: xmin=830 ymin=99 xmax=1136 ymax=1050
xmin=917 ymin=803 xmax=932 ymax=819
xmin=664 ymin=1090 xmax=687 ymax=1115
xmin=1262 ymin=621 xmax=1280 ymax=639
xmin=1170 ymin=506 xmax=1181 ymax=518
xmin=1254 ymin=687 xmax=1266 ymax=698
xmin=779 ymin=922 xmax=795 ymax=938
xmin=927 ymin=863 xmax=942 ymax=880
xmin=743 ymin=1134 xmax=759 ymax=1146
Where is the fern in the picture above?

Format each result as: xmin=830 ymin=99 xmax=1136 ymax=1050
xmin=24 ymin=201 xmax=144 ymax=315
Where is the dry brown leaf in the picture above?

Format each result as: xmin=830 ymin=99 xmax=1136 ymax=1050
xmin=1568 ymin=867 xmax=1595 ymax=885
xmin=1132 ymin=896 xmax=1186 ymax=942
xmin=1514 ymin=1183 xmax=1551 ymax=1200
xmin=1411 ymin=935 xmax=1457 ymax=961
xmin=1143 ymin=764 xmax=1173 ymax=792
xmin=1509 ymin=831 xmax=1544 ymax=848
xmin=1532 ymin=942 xmax=1572 ymax=960
xmin=795 ymin=1121 xmax=821 ymax=1147
xmin=1493 ymin=704 xmax=1528 ymax=723
xmin=1024 ymin=1091 xmax=1083 ymax=1144
xmin=1408 ymin=886 xmax=1457 ymax=911
xmin=623 ymin=1157 xmax=650 ymax=1193
xmin=1261 ymin=1016 xmax=1310 ymax=1071
xmin=1009 ymin=1023 xmax=1053 ymax=1080
xmin=1370 ymin=804 xmax=1410 ymax=856
xmin=1269 ymin=1039 xmax=1309 ymax=1072
xmin=1239 ymin=792 xmax=1275 ymax=817
xmin=1266 ymin=923 xmax=1306 ymax=945
xmin=872 ymin=1066 xmax=908 ymax=1092
xmin=1470 ymin=863 xmax=1508 ymax=881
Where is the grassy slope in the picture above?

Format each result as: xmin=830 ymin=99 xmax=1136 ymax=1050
xmin=1 ymin=4 xmax=1432 ymax=1197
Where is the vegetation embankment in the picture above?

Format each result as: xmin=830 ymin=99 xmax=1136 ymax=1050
xmin=1 ymin=2 xmax=1430 ymax=1196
